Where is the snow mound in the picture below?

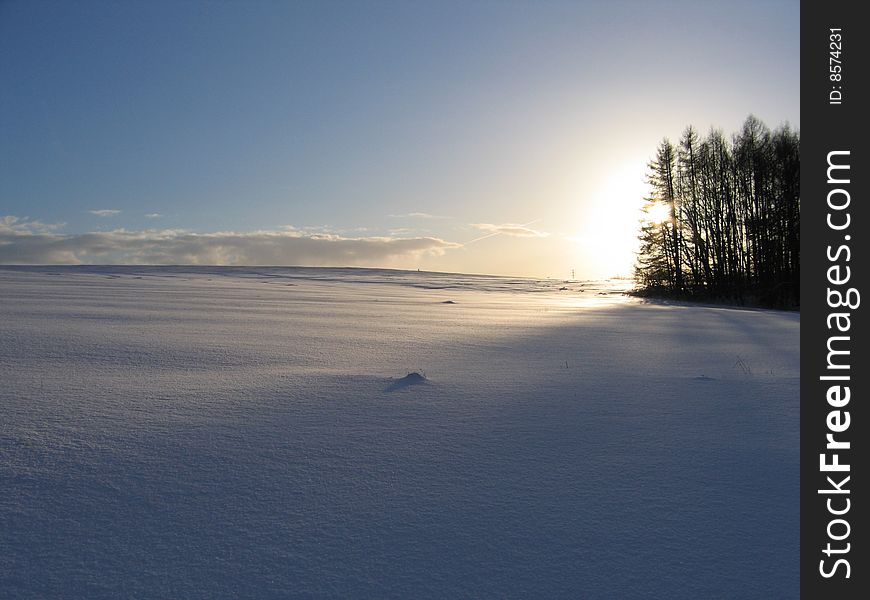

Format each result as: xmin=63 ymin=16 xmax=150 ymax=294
xmin=385 ymin=372 xmax=428 ymax=392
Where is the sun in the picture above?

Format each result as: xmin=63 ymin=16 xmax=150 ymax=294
xmin=568 ymin=159 xmax=652 ymax=277
xmin=644 ymin=201 xmax=671 ymax=225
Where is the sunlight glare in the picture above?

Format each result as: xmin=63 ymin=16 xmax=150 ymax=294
xmin=644 ymin=202 xmax=671 ymax=225
xmin=570 ymin=160 xmax=649 ymax=277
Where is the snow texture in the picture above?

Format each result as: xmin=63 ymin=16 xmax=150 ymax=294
xmin=0 ymin=266 xmax=799 ymax=598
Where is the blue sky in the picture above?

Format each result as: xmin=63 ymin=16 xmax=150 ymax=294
xmin=1 ymin=0 xmax=799 ymax=277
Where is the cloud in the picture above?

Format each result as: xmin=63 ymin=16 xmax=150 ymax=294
xmin=388 ymin=212 xmax=450 ymax=219
xmin=145 ymin=213 xmax=163 ymax=219
xmin=0 ymin=216 xmax=65 ymax=234
xmin=0 ymin=218 xmax=459 ymax=266
xmin=89 ymin=209 xmax=121 ymax=217
xmin=471 ymin=223 xmax=549 ymax=238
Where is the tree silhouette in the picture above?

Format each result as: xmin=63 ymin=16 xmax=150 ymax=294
xmin=635 ymin=116 xmax=800 ymax=307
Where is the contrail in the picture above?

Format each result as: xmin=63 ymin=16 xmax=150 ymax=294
xmin=461 ymin=218 xmax=542 ymax=246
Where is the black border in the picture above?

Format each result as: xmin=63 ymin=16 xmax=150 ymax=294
xmin=801 ymin=1 xmax=868 ymax=595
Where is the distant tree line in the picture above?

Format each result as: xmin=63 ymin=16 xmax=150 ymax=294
xmin=635 ymin=115 xmax=800 ymax=308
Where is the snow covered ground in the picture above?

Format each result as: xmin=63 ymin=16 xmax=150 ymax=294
xmin=0 ymin=266 xmax=799 ymax=598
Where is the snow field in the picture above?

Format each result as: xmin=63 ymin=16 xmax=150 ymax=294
xmin=0 ymin=266 xmax=798 ymax=598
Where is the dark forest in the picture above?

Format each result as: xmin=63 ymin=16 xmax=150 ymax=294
xmin=635 ymin=115 xmax=800 ymax=308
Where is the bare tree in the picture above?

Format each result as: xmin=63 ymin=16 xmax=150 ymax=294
xmin=635 ymin=116 xmax=800 ymax=307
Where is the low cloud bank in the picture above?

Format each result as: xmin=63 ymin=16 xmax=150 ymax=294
xmin=0 ymin=217 xmax=458 ymax=266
